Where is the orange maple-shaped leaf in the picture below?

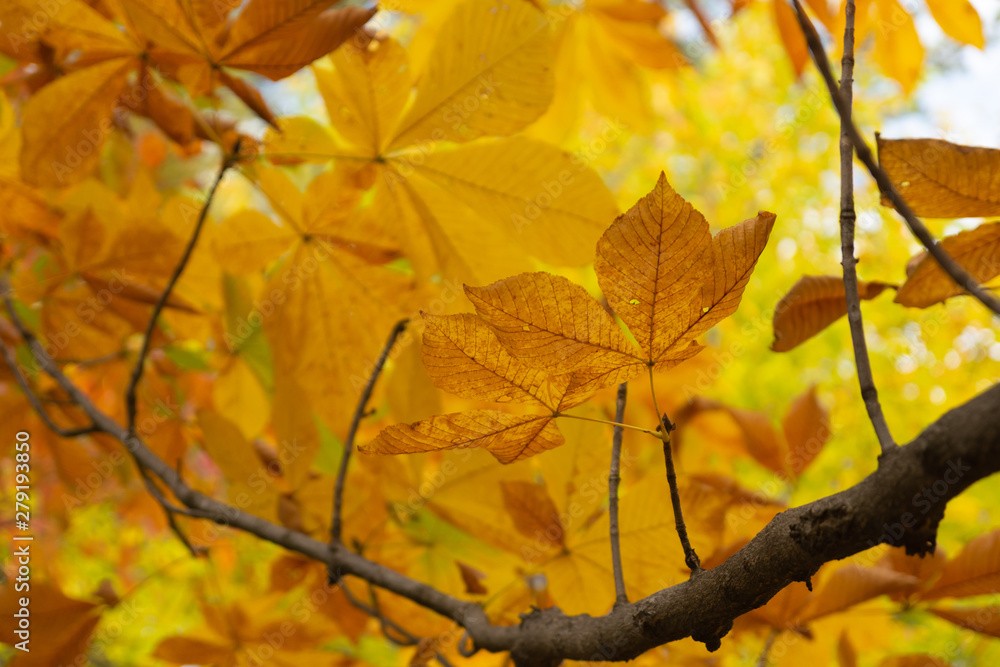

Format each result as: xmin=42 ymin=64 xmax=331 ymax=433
xmin=921 ymin=529 xmax=1000 ymax=600
xmin=895 ymin=221 xmax=1000 ymax=308
xmin=877 ymin=137 xmax=1000 ymax=218
xmin=361 ymin=411 xmax=563 ymax=464
xmin=595 ymin=172 xmax=775 ymax=366
xmin=771 ymin=275 xmax=895 ymax=352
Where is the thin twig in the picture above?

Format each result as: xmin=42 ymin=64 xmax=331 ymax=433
xmin=648 ymin=367 xmax=701 ymax=574
xmin=124 ymin=144 xmax=241 ymax=433
xmin=609 ymin=382 xmax=629 ymax=606
xmin=790 ymin=0 xmax=1000 ymax=316
xmin=0 ymin=293 xmax=99 ymax=438
xmin=756 ymin=628 xmax=779 ymax=667
xmin=329 ymin=319 xmax=408 ymax=579
xmin=836 ymin=0 xmax=895 ymax=455
xmin=339 ymin=575 xmax=455 ymax=667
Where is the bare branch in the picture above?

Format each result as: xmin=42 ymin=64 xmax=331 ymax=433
xmin=329 ymin=319 xmax=409 ymax=578
xmin=836 ymin=0 xmax=895 ymax=454
xmin=790 ymin=0 xmax=1000 ymax=316
xmin=124 ymin=144 xmax=242 ymax=433
xmin=609 ymin=382 xmax=629 ymax=606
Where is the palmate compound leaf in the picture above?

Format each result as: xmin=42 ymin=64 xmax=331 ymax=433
xmin=359 ymin=411 xmax=563 ymax=464
xmin=364 ymin=173 xmax=772 ymax=463
xmin=895 ymin=221 xmax=1000 ymax=308
xmin=771 ymin=275 xmax=896 ymax=352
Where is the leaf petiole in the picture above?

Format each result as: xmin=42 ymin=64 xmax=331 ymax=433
xmin=555 ymin=412 xmax=660 ymax=438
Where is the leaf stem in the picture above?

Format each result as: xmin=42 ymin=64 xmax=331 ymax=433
xmin=648 ymin=366 xmax=701 ymax=574
xmin=555 ymin=412 xmax=657 ymax=437
xmin=836 ymin=0 xmax=896 ymax=455
xmin=608 ymin=382 xmax=629 ymax=606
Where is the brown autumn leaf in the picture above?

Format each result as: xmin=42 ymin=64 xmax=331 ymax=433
xmin=771 ymin=275 xmax=895 ymax=352
xmin=921 ymin=529 xmax=1000 ymax=600
xmin=895 ymin=221 xmax=1000 ymax=308
xmin=500 ymin=480 xmax=564 ymax=549
xmin=877 ymin=137 xmax=1000 ymax=218
xmin=929 ymin=605 xmax=1000 ymax=638
xmin=795 ymin=563 xmax=919 ymax=624
xmin=360 ymin=411 xmax=563 ymax=464
xmin=782 ymin=385 xmax=830 ymax=476
xmin=20 ymin=57 xmax=135 ymax=187
xmin=595 ymin=172 xmax=775 ymax=367
xmin=421 ymin=312 xmax=582 ymax=411
xmin=456 ymin=561 xmax=489 ymax=595
xmin=465 ymin=271 xmax=644 ymax=383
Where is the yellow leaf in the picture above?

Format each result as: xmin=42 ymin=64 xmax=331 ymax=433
xmin=872 ymin=0 xmax=924 ymax=93
xmin=21 ymin=58 xmax=135 ymax=187
xmin=220 ymin=1 xmax=377 ymax=79
xmin=895 ymin=222 xmax=1000 ymax=308
xmin=771 ymin=275 xmax=894 ymax=352
xmin=922 ymin=529 xmax=1000 ymax=600
xmin=774 ymin=0 xmax=809 ymax=77
xmin=212 ymin=356 xmax=270 ymax=440
xmin=466 ymin=272 xmax=644 ymax=387
xmin=388 ymin=0 xmax=554 ymax=148
xmin=925 ymin=0 xmax=983 ymax=49
xmin=271 ymin=373 xmax=320 ymax=489
xmin=796 ymin=563 xmax=918 ymax=623
xmin=400 ymin=135 xmax=619 ymax=266
xmin=360 ymin=411 xmax=563 ymax=463
xmin=877 ymin=137 xmax=1000 ymax=218
xmin=212 ymin=210 xmax=298 ymax=274
xmin=198 ymin=410 xmax=278 ymax=520
xmin=500 ymin=480 xmax=565 ymax=548
xmin=0 ymin=580 xmax=102 ymax=667
xmin=782 ymin=385 xmax=830 ymax=476
xmin=387 ymin=336 xmax=443 ymax=424
xmin=264 ymin=116 xmax=343 ymax=162
xmin=315 ymin=33 xmax=412 ymax=156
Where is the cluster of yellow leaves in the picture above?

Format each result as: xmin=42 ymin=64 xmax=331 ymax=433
xmin=2 ymin=0 xmax=375 ymax=186
xmin=361 ymin=172 xmax=775 ymax=462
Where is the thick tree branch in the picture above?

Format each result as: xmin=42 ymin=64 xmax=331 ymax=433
xmin=836 ymin=0 xmax=895 ymax=454
xmin=125 ymin=145 xmax=240 ymax=433
xmin=790 ymin=0 xmax=1000 ymax=316
xmin=608 ymin=382 xmax=628 ymax=606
